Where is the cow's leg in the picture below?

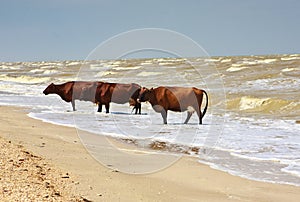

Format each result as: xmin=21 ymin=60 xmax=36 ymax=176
xmin=133 ymin=105 xmax=138 ymax=114
xmin=134 ymin=106 xmax=138 ymax=114
xmin=105 ymin=103 xmax=110 ymax=113
xmin=161 ymin=109 xmax=167 ymax=124
xmin=196 ymin=110 xmax=203 ymax=124
xmin=71 ymin=100 xmax=76 ymax=111
xmin=131 ymin=106 xmax=136 ymax=114
xmin=184 ymin=111 xmax=193 ymax=124
xmin=135 ymin=103 xmax=141 ymax=114
xmin=97 ymin=103 xmax=102 ymax=112
xmin=138 ymin=103 xmax=141 ymax=114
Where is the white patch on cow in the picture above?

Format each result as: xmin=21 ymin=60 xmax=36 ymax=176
xmin=187 ymin=106 xmax=195 ymax=113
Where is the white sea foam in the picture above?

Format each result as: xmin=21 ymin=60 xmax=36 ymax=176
xmin=89 ymin=64 xmax=104 ymax=70
xmin=281 ymin=163 xmax=300 ymax=178
xmin=243 ymin=61 xmax=258 ymax=65
xmin=0 ymin=65 xmax=21 ymax=70
xmin=66 ymin=61 xmax=81 ymax=66
xmin=137 ymin=71 xmax=163 ymax=77
xmin=203 ymin=58 xmax=220 ymax=62
xmin=40 ymin=65 xmax=53 ymax=69
xmin=0 ymin=75 xmax=50 ymax=84
xmin=256 ymin=58 xmax=277 ymax=64
xmin=226 ymin=66 xmax=248 ymax=72
xmin=239 ymin=96 xmax=270 ymax=110
xmin=140 ymin=61 xmax=153 ymax=65
xmin=239 ymin=77 xmax=300 ymax=91
xmin=282 ymin=67 xmax=295 ymax=72
xmin=43 ymin=70 xmax=59 ymax=75
xmin=158 ymin=62 xmax=176 ymax=66
xmin=97 ymin=71 xmax=117 ymax=77
xmin=112 ymin=66 xmax=141 ymax=70
xmin=28 ymin=112 xmax=75 ymax=128
xmin=281 ymin=56 xmax=300 ymax=61
xmin=220 ymin=58 xmax=232 ymax=63
xmin=29 ymin=69 xmax=44 ymax=73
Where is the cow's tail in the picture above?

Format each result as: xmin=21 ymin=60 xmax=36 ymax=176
xmin=202 ymin=90 xmax=208 ymax=118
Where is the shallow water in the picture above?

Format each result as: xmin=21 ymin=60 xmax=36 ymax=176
xmin=0 ymin=54 xmax=300 ymax=185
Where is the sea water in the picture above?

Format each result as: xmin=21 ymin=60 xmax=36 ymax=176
xmin=0 ymin=55 xmax=300 ymax=185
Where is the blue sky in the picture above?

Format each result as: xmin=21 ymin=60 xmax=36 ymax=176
xmin=1 ymin=0 xmax=300 ymax=61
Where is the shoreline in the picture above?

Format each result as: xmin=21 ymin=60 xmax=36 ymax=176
xmin=1 ymin=105 xmax=300 ymax=201
xmin=27 ymin=107 xmax=300 ymax=187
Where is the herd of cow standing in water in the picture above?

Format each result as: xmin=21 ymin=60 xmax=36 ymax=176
xmin=43 ymin=81 xmax=208 ymax=124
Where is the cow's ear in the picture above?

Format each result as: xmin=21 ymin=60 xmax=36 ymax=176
xmin=150 ymin=87 xmax=154 ymax=91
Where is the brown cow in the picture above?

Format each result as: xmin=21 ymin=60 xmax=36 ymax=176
xmin=80 ymin=82 xmax=141 ymax=114
xmin=43 ymin=81 xmax=101 ymax=111
xmin=137 ymin=86 xmax=208 ymax=124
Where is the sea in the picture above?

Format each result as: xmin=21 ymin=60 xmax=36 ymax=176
xmin=0 ymin=54 xmax=300 ymax=185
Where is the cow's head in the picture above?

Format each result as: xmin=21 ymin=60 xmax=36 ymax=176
xmin=43 ymin=83 xmax=55 ymax=95
xmin=128 ymin=87 xmax=141 ymax=106
xmin=137 ymin=87 xmax=152 ymax=103
xmin=129 ymin=98 xmax=136 ymax=106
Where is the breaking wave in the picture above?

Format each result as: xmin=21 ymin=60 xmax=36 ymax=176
xmin=0 ymin=74 xmax=51 ymax=84
xmin=227 ymin=96 xmax=300 ymax=116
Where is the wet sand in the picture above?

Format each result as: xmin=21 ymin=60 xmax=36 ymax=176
xmin=0 ymin=105 xmax=299 ymax=201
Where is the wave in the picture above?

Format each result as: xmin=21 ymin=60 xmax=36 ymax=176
xmin=0 ymin=74 xmax=50 ymax=84
xmin=112 ymin=66 xmax=141 ymax=70
xmin=0 ymin=65 xmax=21 ymax=70
xmin=226 ymin=65 xmax=248 ymax=72
xmin=281 ymin=67 xmax=300 ymax=77
xmin=281 ymin=162 xmax=300 ymax=178
xmin=226 ymin=96 xmax=300 ymax=115
xmin=281 ymin=56 xmax=300 ymax=61
xmin=137 ymin=71 xmax=163 ymax=77
xmin=96 ymin=71 xmax=118 ymax=77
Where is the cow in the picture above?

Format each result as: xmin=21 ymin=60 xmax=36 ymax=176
xmin=43 ymin=81 xmax=101 ymax=111
xmin=137 ymin=86 xmax=208 ymax=124
xmin=79 ymin=82 xmax=141 ymax=114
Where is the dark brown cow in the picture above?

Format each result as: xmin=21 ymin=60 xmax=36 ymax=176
xmin=43 ymin=81 xmax=101 ymax=111
xmin=80 ymin=82 xmax=141 ymax=114
xmin=137 ymin=86 xmax=208 ymax=124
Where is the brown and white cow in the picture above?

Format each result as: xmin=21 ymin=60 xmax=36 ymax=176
xmin=43 ymin=81 xmax=101 ymax=111
xmin=80 ymin=82 xmax=141 ymax=114
xmin=137 ymin=86 xmax=208 ymax=124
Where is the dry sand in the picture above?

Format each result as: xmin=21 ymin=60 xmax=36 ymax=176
xmin=0 ymin=105 xmax=300 ymax=201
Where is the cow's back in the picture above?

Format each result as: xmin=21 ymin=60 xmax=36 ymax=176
xmin=111 ymin=83 xmax=140 ymax=104
xmin=72 ymin=81 xmax=96 ymax=100
xmin=154 ymin=86 xmax=200 ymax=111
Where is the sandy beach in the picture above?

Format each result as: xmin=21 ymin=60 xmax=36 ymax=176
xmin=0 ymin=105 xmax=300 ymax=201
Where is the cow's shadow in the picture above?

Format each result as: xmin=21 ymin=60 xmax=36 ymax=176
xmin=167 ymin=123 xmax=209 ymax=126
xmin=110 ymin=112 xmax=148 ymax=115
